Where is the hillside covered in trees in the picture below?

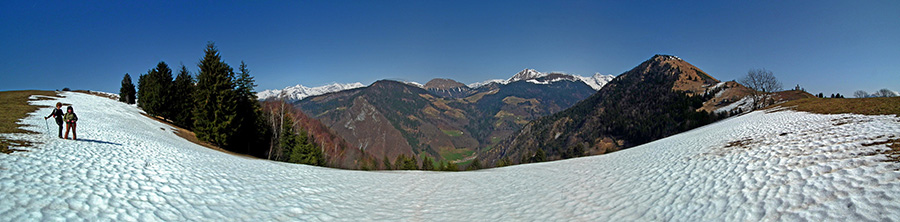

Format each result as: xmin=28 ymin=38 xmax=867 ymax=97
xmin=481 ymin=55 xmax=729 ymax=167
xmin=123 ymin=43 xmax=331 ymax=167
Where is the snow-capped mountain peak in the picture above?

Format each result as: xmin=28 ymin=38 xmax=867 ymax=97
xmin=257 ymin=82 xmax=365 ymax=101
xmin=465 ymin=69 xmax=615 ymax=91
xmin=508 ymin=68 xmax=547 ymax=82
xmin=577 ymin=73 xmax=616 ymax=91
xmin=467 ymin=79 xmax=506 ymax=88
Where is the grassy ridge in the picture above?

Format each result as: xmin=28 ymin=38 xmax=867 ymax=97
xmin=0 ymin=90 xmax=62 ymax=153
xmin=775 ymin=97 xmax=900 ymax=116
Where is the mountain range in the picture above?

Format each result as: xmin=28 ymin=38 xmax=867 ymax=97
xmin=293 ymin=70 xmax=605 ymax=169
xmin=478 ymin=55 xmax=813 ymax=166
xmin=258 ymin=70 xmax=615 ymax=101
xmin=259 ymin=56 xmax=811 ymax=169
xmin=257 ymin=82 xmax=365 ymax=101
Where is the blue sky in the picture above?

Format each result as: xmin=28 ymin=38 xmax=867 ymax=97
xmin=2 ymin=1 xmax=898 ymax=95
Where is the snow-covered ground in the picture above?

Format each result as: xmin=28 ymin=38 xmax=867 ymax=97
xmin=2 ymin=92 xmax=900 ymax=221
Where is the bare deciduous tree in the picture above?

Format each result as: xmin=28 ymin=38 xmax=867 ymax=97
xmin=853 ymin=90 xmax=869 ymax=98
xmin=873 ymin=88 xmax=898 ymax=97
xmin=739 ymin=68 xmax=783 ymax=110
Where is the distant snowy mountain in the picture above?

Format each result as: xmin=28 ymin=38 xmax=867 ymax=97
xmin=467 ymin=69 xmax=615 ymax=91
xmin=466 ymin=79 xmax=506 ymax=88
xmin=257 ymin=82 xmax=365 ymax=101
xmin=508 ymin=69 xmax=547 ymax=82
xmin=576 ymin=73 xmax=616 ymax=91
xmin=260 ymin=69 xmax=615 ymax=102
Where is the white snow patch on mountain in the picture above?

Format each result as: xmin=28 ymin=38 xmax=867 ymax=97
xmin=508 ymin=69 xmax=547 ymax=82
xmin=715 ymin=96 xmax=754 ymax=114
xmin=467 ymin=79 xmax=506 ymax=88
xmin=3 ymin=92 xmax=900 ymax=221
xmin=575 ymin=73 xmax=616 ymax=91
xmin=467 ymin=69 xmax=615 ymax=90
xmin=257 ymin=82 xmax=364 ymax=101
xmin=403 ymin=81 xmax=424 ymax=88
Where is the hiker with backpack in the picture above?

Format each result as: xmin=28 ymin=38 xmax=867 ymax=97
xmin=63 ymin=106 xmax=78 ymax=140
xmin=44 ymin=102 xmax=64 ymax=138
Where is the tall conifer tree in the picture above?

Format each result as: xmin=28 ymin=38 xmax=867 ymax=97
xmin=137 ymin=62 xmax=173 ymax=117
xmin=171 ymin=65 xmax=195 ymax=129
xmin=119 ymin=73 xmax=136 ymax=104
xmin=193 ymin=42 xmax=239 ymax=146
xmin=231 ymin=61 xmax=261 ymax=152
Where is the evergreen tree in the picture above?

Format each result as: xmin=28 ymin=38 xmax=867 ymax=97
xmin=497 ymin=157 xmax=512 ymax=168
xmin=137 ymin=62 xmax=173 ymax=118
xmin=288 ymin=127 xmax=325 ymax=166
xmin=136 ymin=71 xmax=152 ymax=111
xmin=231 ymin=61 xmax=262 ymax=153
xmin=119 ymin=73 xmax=136 ymax=104
xmin=382 ymin=154 xmax=392 ymax=170
xmin=442 ymin=161 xmax=459 ymax=171
xmin=394 ymin=154 xmax=418 ymax=170
xmin=466 ymin=158 xmax=481 ymax=170
xmin=421 ymin=155 xmax=435 ymax=170
xmin=193 ymin=42 xmax=239 ymax=147
xmin=532 ymin=148 xmax=546 ymax=162
xmin=171 ymin=65 xmax=195 ymax=129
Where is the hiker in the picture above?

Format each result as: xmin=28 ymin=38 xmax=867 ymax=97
xmin=63 ymin=106 xmax=78 ymax=140
xmin=44 ymin=102 xmax=64 ymax=138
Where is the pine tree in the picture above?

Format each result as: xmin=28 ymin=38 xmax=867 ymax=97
xmin=382 ymin=155 xmax=392 ymax=170
xmin=171 ymin=65 xmax=195 ymax=129
xmin=137 ymin=62 xmax=174 ymax=118
xmin=532 ymin=148 xmax=546 ymax=162
xmin=443 ymin=161 xmax=458 ymax=171
xmin=421 ymin=155 xmax=435 ymax=170
xmin=119 ymin=73 xmax=136 ymax=104
xmin=231 ymin=61 xmax=262 ymax=153
xmin=136 ymin=71 xmax=152 ymax=111
xmin=466 ymin=158 xmax=481 ymax=170
xmin=193 ymin=42 xmax=239 ymax=147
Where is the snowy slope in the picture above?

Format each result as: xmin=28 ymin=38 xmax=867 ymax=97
xmin=256 ymin=82 xmax=364 ymax=101
xmin=2 ymin=92 xmax=900 ymax=221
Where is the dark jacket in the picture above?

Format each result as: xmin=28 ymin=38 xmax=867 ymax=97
xmin=47 ymin=108 xmax=63 ymax=123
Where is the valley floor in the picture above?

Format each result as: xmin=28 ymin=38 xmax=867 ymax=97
xmin=1 ymin=92 xmax=899 ymax=221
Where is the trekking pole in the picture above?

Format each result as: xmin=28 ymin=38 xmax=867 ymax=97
xmin=44 ymin=118 xmax=51 ymax=135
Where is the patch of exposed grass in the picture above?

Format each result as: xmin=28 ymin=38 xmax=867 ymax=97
xmin=439 ymin=147 xmax=475 ymax=162
xmin=73 ymin=90 xmax=117 ymax=101
xmin=140 ymin=113 xmax=257 ymax=159
xmin=441 ymin=129 xmax=463 ymax=137
xmin=0 ymin=90 xmax=62 ymax=134
xmin=0 ymin=90 xmax=61 ymax=153
xmin=773 ymin=97 xmax=900 ymax=116
xmin=1 ymin=139 xmax=35 ymax=154
xmin=863 ymin=138 xmax=900 ymax=163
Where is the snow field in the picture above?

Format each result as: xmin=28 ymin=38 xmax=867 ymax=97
xmin=0 ymin=92 xmax=899 ymax=221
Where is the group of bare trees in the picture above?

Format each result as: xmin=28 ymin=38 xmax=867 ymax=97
xmin=854 ymin=89 xmax=898 ymax=98
xmin=739 ymin=68 xmax=783 ymax=110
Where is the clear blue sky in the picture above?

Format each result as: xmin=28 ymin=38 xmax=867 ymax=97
xmin=2 ymin=0 xmax=898 ymax=95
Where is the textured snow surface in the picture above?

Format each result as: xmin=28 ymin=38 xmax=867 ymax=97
xmin=2 ymin=92 xmax=900 ymax=221
xmin=257 ymin=82 xmax=364 ymax=101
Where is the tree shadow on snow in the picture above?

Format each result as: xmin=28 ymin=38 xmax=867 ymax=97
xmin=76 ymin=138 xmax=122 ymax=146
